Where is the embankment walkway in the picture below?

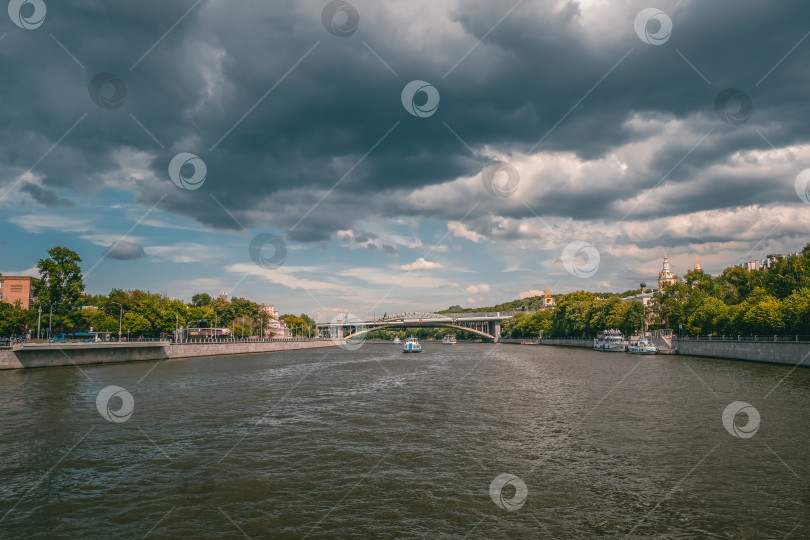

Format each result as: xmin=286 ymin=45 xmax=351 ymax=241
xmin=0 ymin=340 xmax=339 ymax=371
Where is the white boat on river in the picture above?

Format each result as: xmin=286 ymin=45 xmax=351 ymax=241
xmin=402 ymin=337 xmax=422 ymax=353
xmin=594 ymin=330 xmax=628 ymax=352
xmin=627 ymin=335 xmax=658 ymax=355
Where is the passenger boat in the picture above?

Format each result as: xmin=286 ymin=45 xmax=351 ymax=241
xmin=393 ymin=337 xmax=401 ymax=344
xmin=627 ymin=335 xmax=658 ymax=355
xmin=594 ymin=330 xmax=628 ymax=352
xmin=402 ymin=337 xmax=422 ymax=353
xmin=442 ymin=334 xmax=457 ymax=344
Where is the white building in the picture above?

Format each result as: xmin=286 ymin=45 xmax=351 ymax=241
xmin=738 ymin=252 xmax=801 ymax=271
xmin=258 ymin=304 xmax=291 ymax=338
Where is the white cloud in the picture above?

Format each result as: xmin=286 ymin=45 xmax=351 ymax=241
xmin=83 ymin=233 xmax=145 ymax=247
xmin=340 ymin=267 xmax=454 ymax=289
xmin=447 ymin=222 xmax=482 ymax=242
xmin=8 ymin=214 xmax=89 ymax=234
xmin=519 ymin=289 xmax=544 ymax=299
xmin=144 ymin=243 xmax=228 ymax=263
xmin=400 ymin=258 xmax=444 ymax=271
xmin=4 ymin=266 xmax=40 ymax=278
xmin=226 ymin=263 xmax=341 ymax=294
xmin=464 ymin=283 xmax=491 ymax=294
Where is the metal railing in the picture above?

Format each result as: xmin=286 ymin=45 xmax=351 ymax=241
xmin=355 ymin=311 xmax=532 ymax=324
xmin=172 ymin=337 xmax=325 ymax=345
xmin=540 ymin=336 xmax=593 ymax=341
xmin=436 ymin=311 xmax=534 ymax=319
xmin=675 ymin=335 xmax=810 ymax=343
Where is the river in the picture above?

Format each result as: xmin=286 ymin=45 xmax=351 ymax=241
xmin=0 ymin=342 xmax=808 ymax=538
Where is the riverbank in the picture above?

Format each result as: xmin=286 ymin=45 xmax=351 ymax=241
xmin=534 ymin=338 xmax=592 ymax=348
xmin=674 ymin=338 xmax=810 ymax=368
xmin=0 ymin=340 xmax=339 ymax=370
xmin=525 ymin=336 xmax=810 ymax=368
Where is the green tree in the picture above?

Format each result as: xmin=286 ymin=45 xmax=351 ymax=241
xmin=717 ymin=265 xmax=753 ymax=305
xmin=742 ymin=297 xmax=783 ymax=335
xmin=212 ymin=298 xmax=236 ymax=327
xmin=281 ymin=314 xmax=316 ymax=337
xmin=122 ymin=312 xmax=151 ymax=336
xmin=77 ymin=308 xmax=119 ymax=333
xmin=762 ymin=256 xmax=810 ymax=299
xmin=33 ymin=246 xmax=84 ymax=317
xmin=0 ymin=301 xmax=29 ymax=337
xmin=191 ymin=293 xmax=212 ymax=307
xmin=656 ymin=283 xmax=691 ymax=330
xmin=620 ymin=301 xmax=645 ymax=336
xmin=686 ymin=297 xmax=728 ymax=335
xmin=684 ymin=267 xmax=714 ymax=292
xmin=781 ymin=288 xmax=810 ymax=334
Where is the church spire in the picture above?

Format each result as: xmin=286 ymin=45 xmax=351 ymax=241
xmin=658 ymin=253 xmax=676 ymax=288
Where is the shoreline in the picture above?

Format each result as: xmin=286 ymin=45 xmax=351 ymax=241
xmin=0 ymin=340 xmax=340 ymax=371
xmin=4 ymin=337 xmax=808 ymax=372
xmin=508 ymin=337 xmax=810 ymax=369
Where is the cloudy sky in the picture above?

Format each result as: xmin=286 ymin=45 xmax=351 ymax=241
xmin=1 ymin=0 xmax=809 ymax=320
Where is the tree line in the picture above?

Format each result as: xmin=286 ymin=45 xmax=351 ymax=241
xmin=471 ymin=243 xmax=810 ymax=339
xmin=0 ymin=246 xmax=316 ymax=339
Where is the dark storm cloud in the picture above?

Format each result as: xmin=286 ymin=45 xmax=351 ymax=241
xmin=102 ymin=240 xmax=144 ymax=261
xmin=2 ymin=0 xmax=809 ymax=240
xmin=20 ymin=183 xmax=74 ymax=208
xmin=353 ymin=231 xmax=376 ymax=243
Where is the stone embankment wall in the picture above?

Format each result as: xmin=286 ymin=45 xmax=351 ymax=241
xmin=530 ymin=337 xmax=810 ymax=367
xmin=674 ymin=340 xmax=810 ymax=367
xmin=537 ymin=338 xmax=592 ymax=348
xmin=166 ymin=340 xmax=334 ymax=359
xmin=0 ymin=340 xmax=338 ymax=371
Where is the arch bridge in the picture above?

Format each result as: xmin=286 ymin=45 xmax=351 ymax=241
xmin=316 ymin=311 xmax=531 ymax=343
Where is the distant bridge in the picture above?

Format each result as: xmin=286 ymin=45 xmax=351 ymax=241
xmin=316 ymin=311 xmax=532 ymax=343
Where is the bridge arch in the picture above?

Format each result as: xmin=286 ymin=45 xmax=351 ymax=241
xmin=343 ymin=322 xmax=495 ymax=341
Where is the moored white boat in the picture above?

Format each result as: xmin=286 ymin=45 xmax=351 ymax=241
xmin=393 ymin=337 xmax=401 ymax=344
xmin=627 ymin=336 xmax=658 ymax=355
xmin=402 ymin=337 xmax=422 ymax=353
xmin=442 ymin=334 xmax=457 ymax=344
xmin=594 ymin=330 xmax=628 ymax=352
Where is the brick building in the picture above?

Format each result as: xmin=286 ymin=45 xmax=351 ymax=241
xmin=0 ymin=274 xmax=35 ymax=309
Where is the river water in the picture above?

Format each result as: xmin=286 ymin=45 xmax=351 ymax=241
xmin=0 ymin=343 xmax=808 ymax=539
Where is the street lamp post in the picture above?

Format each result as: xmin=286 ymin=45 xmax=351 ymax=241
xmin=37 ymin=307 xmax=42 ymax=340
xmin=111 ymin=302 xmax=123 ymax=342
xmin=48 ymin=301 xmax=59 ymax=340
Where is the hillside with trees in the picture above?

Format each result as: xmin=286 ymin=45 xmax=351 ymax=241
xmin=451 ymin=243 xmax=810 ymax=340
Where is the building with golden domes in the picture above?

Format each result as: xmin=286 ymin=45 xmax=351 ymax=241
xmin=658 ymin=254 xmax=677 ymax=288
